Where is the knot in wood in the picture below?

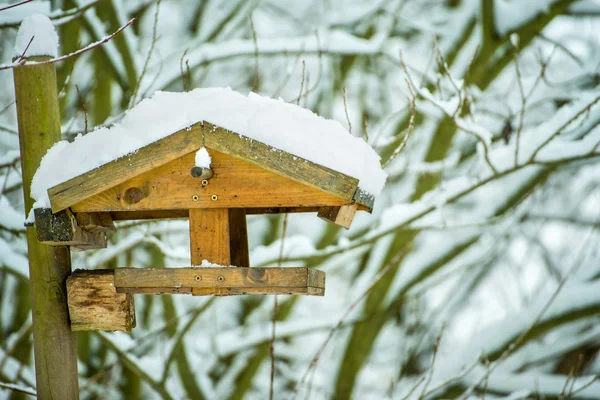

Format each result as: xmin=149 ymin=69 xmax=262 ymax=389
xmin=123 ymin=187 xmax=144 ymax=205
xmin=248 ymin=268 xmax=267 ymax=283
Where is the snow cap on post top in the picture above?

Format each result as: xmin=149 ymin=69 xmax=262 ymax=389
xmin=13 ymin=14 xmax=59 ymax=59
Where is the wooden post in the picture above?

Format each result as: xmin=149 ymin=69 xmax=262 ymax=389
xmin=189 ymin=208 xmax=231 ymax=266
xmin=228 ymin=208 xmax=250 ymax=268
xmin=14 ymin=57 xmax=79 ymax=399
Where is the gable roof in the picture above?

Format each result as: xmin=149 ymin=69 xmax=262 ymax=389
xmin=47 ymin=122 xmax=375 ymax=213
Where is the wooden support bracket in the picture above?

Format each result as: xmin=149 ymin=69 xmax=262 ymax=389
xmin=67 ymin=270 xmax=136 ymax=332
xmin=34 ymin=208 xmax=109 ymax=250
xmin=317 ymin=204 xmax=358 ymax=229
xmin=114 ymin=267 xmax=325 ymax=296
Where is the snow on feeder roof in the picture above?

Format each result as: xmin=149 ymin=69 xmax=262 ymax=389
xmin=32 ymin=87 xmax=386 ymax=215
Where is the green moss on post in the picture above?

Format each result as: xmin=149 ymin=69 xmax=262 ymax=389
xmin=13 ymin=57 xmax=79 ymax=399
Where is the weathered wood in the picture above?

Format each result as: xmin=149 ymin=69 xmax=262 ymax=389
xmin=66 ymin=270 xmax=135 ymax=332
xmin=109 ymin=208 xmax=319 ymax=221
xmin=317 ymin=204 xmax=359 ymax=229
xmin=202 ymin=122 xmax=358 ymax=202
xmin=34 ymin=208 xmax=108 ymax=250
xmin=229 ymin=208 xmax=250 ymax=268
xmin=114 ymin=267 xmax=325 ymax=296
xmin=189 ymin=208 xmax=231 ymax=265
xmin=13 ymin=55 xmax=79 ymax=398
xmin=48 ymin=124 xmax=205 ymax=212
xmin=71 ymin=151 xmax=351 ymax=212
xmin=75 ymin=212 xmax=116 ymax=232
xmin=110 ymin=210 xmax=189 ymax=220
xmin=49 ymin=121 xmax=373 ymax=212
xmin=353 ymin=188 xmax=375 ymax=212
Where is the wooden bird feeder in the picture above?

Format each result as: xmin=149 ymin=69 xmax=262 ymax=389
xmin=34 ymin=121 xmax=377 ymax=332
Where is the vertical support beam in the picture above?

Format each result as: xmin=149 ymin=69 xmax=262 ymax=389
xmin=228 ymin=208 xmax=250 ymax=268
xmin=189 ymin=208 xmax=231 ymax=265
xmin=14 ymin=58 xmax=79 ymax=398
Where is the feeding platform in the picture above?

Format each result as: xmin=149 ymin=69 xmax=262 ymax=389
xmin=31 ymin=88 xmax=385 ymax=332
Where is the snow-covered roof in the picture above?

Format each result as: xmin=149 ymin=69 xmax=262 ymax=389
xmin=32 ymin=87 xmax=386 ymax=210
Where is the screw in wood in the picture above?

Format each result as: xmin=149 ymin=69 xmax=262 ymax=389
xmin=217 ymin=275 xmax=225 ymax=282
xmin=211 ymin=194 xmax=218 ymax=201
xmin=201 ymin=179 xmax=209 ymax=187
xmin=195 ymin=275 xmax=201 ymax=281
xmin=192 ymin=195 xmax=199 ymax=201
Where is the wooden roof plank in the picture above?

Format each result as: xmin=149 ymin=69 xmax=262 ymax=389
xmin=48 ymin=125 xmax=204 ymax=212
xmin=202 ymin=122 xmax=359 ymax=203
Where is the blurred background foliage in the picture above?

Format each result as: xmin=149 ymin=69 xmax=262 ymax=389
xmin=1 ymin=0 xmax=600 ymax=399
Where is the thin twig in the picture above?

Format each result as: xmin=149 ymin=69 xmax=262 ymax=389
xmin=179 ymin=48 xmax=190 ymax=91
xmin=292 ymin=246 xmax=409 ymax=399
xmin=297 ymin=60 xmax=306 ymax=106
xmin=16 ymin=35 xmax=35 ymax=63
xmin=383 ymin=79 xmax=416 ymax=168
xmin=363 ymin=115 xmax=370 ymax=143
xmin=75 ymin=85 xmax=88 ymax=135
xmin=0 ymin=18 xmax=136 ymax=71
xmin=528 ymin=95 xmax=600 ymax=162
xmin=513 ymin=45 xmax=526 ymax=166
xmin=130 ymin=0 xmax=161 ymax=107
xmin=343 ymin=87 xmax=352 ymax=135
xmin=458 ymin=223 xmax=598 ymax=400
xmin=0 ymin=0 xmax=33 ymax=12
xmin=250 ymin=13 xmax=259 ymax=92
xmin=419 ymin=325 xmax=445 ymax=399
xmin=0 ymin=382 xmax=36 ymax=397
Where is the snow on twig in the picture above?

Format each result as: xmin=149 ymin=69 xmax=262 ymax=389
xmin=0 ymin=18 xmax=135 ymax=71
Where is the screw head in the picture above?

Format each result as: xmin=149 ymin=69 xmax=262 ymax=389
xmin=211 ymin=194 xmax=218 ymax=201
xmin=217 ymin=275 xmax=225 ymax=282
xmin=201 ymin=179 xmax=209 ymax=186
xmin=195 ymin=275 xmax=202 ymax=281
xmin=192 ymin=195 xmax=199 ymax=201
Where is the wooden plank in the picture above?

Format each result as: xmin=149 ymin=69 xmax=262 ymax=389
xmin=71 ymin=151 xmax=351 ymax=212
xmin=114 ymin=267 xmax=325 ymax=296
xmin=228 ymin=208 xmax=250 ymax=268
xmin=75 ymin=212 xmax=116 ymax=232
xmin=34 ymin=208 xmax=107 ymax=250
xmin=109 ymin=208 xmax=317 ymax=221
xmin=48 ymin=124 xmax=204 ymax=212
xmin=110 ymin=210 xmax=188 ymax=220
xmin=189 ymin=208 xmax=231 ymax=265
xmin=67 ymin=269 xmax=135 ymax=332
xmin=317 ymin=204 xmax=359 ymax=229
xmin=202 ymin=122 xmax=359 ymax=202
xmin=191 ymin=286 xmax=324 ymax=296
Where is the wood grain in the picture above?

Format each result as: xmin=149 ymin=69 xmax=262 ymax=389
xmin=228 ymin=208 xmax=250 ymax=268
xmin=67 ymin=269 xmax=135 ymax=332
xmin=202 ymin=122 xmax=358 ymax=202
xmin=114 ymin=267 xmax=325 ymax=296
xmin=48 ymin=125 xmax=204 ymax=212
xmin=34 ymin=208 xmax=107 ymax=250
xmin=189 ymin=208 xmax=231 ymax=266
xmin=71 ymin=151 xmax=351 ymax=212
xmin=317 ymin=204 xmax=359 ymax=229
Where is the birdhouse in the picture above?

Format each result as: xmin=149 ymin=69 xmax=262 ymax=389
xmin=31 ymin=88 xmax=385 ymax=332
